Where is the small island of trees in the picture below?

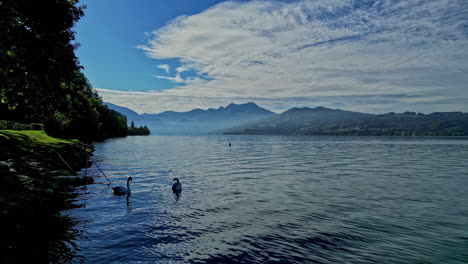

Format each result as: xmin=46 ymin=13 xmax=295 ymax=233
xmin=128 ymin=121 xmax=150 ymax=136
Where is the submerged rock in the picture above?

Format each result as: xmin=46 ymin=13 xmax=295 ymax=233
xmin=54 ymin=175 xmax=94 ymax=185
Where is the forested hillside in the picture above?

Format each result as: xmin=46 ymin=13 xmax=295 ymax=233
xmin=300 ymin=111 xmax=468 ymax=136
xmin=223 ymin=107 xmax=468 ymax=136
xmin=0 ymin=0 xmax=127 ymax=141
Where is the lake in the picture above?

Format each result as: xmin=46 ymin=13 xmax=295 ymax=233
xmin=65 ymin=135 xmax=468 ymax=263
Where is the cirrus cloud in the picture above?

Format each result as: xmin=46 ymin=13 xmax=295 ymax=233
xmin=107 ymin=0 xmax=468 ymax=114
xmin=156 ymin=64 xmax=170 ymax=74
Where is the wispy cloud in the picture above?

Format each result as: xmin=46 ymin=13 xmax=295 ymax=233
xmin=154 ymin=64 xmax=197 ymax=83
xmin=113 ymin=0 xmax=468 ymax=113
xmin=176 ymin=66 xmax=188 ymax=73
xmin=154 ymin=73 xmax=185 ymax=83
xmin=156 ymin=64 xmax=170 ymax=74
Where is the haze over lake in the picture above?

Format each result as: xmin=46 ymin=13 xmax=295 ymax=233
xmin=66 ymin=135 xmax=468 ymax=263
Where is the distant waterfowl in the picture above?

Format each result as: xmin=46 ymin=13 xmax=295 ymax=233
xmin=172 ymin=178 xmax=182 ymax=194
xmin=228 ymin=143 xmax=232 ymax=147
xmin=113 ymin=177 xmax=132 ymax=195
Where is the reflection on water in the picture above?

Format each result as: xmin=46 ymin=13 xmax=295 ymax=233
xmin=126 ymin=195 xmax=132 ymax=212
xmin=173 ymin=194 xmax=181 ymax=204
xmin=63 ymin=135 xmax=468 ymax=263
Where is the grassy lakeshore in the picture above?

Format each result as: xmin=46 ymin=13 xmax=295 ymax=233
xmin=0 ymin=130 xmax=76 ymax=149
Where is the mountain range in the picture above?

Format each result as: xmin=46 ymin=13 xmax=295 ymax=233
xmin=222 ymin=107 xmax=468 ymax=136
xmin=105 ymin=102 xmax=468 ymax=136
xmin=104 ymin=102 xmax=277 ymax=135
xmin=104 ymin=102 xmax=140 ymax=122
xmin=221 ymin=107 xmax=373 ymax=135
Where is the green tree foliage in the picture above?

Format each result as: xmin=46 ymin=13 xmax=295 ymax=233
xmin=0 ymin=0 xmax=128 ymax=141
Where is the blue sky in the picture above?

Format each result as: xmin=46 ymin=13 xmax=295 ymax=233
xmin=75 ymin=0 xmax=468 ymax=114
xmin=75 ymin=0 xmax=225 ymax=92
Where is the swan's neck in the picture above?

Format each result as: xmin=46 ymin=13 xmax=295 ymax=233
xmin=127 ymin=179 xmax=131 ymax=192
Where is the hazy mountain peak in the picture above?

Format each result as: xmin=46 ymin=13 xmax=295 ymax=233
xmin=283 ymin=106 xmax=345 ymax=115
xmin=103 ymin=102 xmax=140 ymax=123
xmin=104 ymin=102 xmax=277 ymax=135
xmin=222 ymin=106 xmax=373 ymax=135
xmin=314 ymin=106 xmax=328 ymax=110
xmin=226 ymin=102 xmax=258 ymax=108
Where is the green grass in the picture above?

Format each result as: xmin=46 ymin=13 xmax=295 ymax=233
xmin=0 ymin=130 xmax=76 ymax=149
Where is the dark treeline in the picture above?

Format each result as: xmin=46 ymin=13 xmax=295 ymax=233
xmin=307 ymin=112 xmax=468 ymax=136
xmin=128 ymin=121 xmax=150 ymax=136
xmin=0 ymin=0 xmax=128 ymax=141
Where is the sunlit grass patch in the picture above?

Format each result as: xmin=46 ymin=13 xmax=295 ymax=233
xmin=0 ymin=130 xmax=76 ymax=149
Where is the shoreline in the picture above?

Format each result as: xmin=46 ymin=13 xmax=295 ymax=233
xmin=0 ymin=130 xmax=94 ymax=263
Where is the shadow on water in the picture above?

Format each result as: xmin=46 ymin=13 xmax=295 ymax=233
xmin=0 ymin=187 xmax=83 ymax=264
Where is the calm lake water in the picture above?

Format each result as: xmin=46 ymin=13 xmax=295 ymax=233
xmin=65 ymin=135 xmax=468 ymax=263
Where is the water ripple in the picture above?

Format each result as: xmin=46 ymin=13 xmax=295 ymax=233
xmin=64 ymin=135 xmax=468 ymax=263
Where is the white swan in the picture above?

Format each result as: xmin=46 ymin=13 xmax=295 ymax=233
xmin=113 ymin=177 xmax=132 ymax=195
xmin=172 ymin=178 xmax=182 ymax=194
